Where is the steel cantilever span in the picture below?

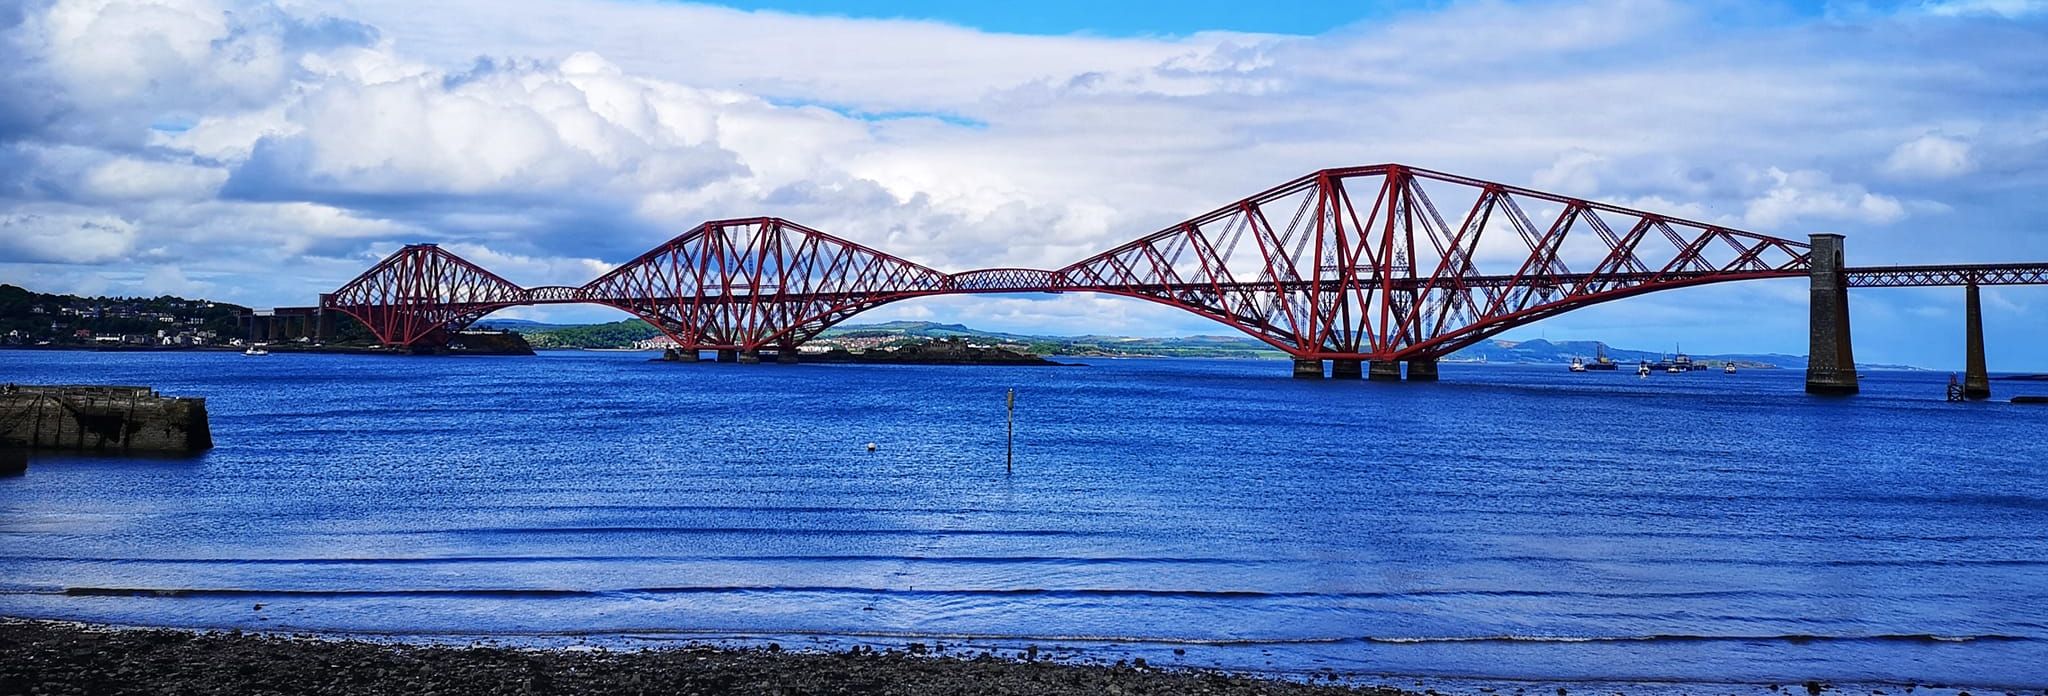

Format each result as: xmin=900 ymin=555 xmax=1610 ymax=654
xmin=322 ymin=164 xmax=1822 ymax=360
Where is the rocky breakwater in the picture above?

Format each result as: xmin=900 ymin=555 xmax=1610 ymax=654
xmin=1 ymin=384 xmax=213 ymax=456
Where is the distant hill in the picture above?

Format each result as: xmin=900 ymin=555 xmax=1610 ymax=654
xmin=473 ymin=318 xmax=577 ymax=332
xmin=1454 ymin=338 xmax=1776 ymax=368
xmin=819 ymin=323 xmax=1809 ymax=365
xmin=822 ymin=321 xmax=1285 ymax=359
xmin=479 ymin=317 xmax=1924 ymax=369
xmin=1454 ymin=338 xmax=1923 ymax=370
xmin=510 ymin=319 xmax=662 ymax=349
xmin=821 ymin=321 xmax=1039 ymax=342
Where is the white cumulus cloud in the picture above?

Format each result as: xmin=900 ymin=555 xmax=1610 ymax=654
xmin=1921 ymin=0 xmax=2048 ymax=18
xmin=79 ymin=157 xmax=229 ymax=201
xmin=0 ymin=208 xmax=140 ymax=264
xmin=1882 ymin=134 xmax=1976 ymax=179
xmin=1743 ymin=168 xmax=1907 ymax=229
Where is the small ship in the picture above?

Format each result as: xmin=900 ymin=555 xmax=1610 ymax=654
xmin=1572 ymin=344 xmax=1619 ymax=371
xmin=1667 ymin=349 xmax=1692 ymax=374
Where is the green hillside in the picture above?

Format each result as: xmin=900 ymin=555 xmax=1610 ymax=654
xmin=521 ymin=319 xmax=663 ymax=349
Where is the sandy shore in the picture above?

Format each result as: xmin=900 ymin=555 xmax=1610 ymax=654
xmin=0 ymin=620 xmax=1410 ymax=695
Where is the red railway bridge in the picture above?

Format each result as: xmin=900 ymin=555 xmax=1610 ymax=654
xmin=261 ymin=164 xmax=2048 ymax=396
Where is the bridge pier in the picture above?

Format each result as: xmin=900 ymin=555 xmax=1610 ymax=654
xmin=314 ymin=297 xmax=336 ymax=340
xmin=1368 ymin=360 xmax=1403 ymax=381
xmin=663 ymin=347 xmax=710 ymax=362
xmin=737 ymin=350 xmax=763 ymax=364
xmin=716 ymin=349 xmax=738 ymax=363
xmin=1406 ymin=359 xmax=1439 ymax=381
xmin=1330 ymin=359 xmax=1363 ymax=379
xmin=1964 ymin=282 xmax=1991 ymax=400
xmin=1292 ymin=359 xmax=1325 ymax=379
xmin=776 ymin=343 xmax=801 ymax=364
xmin=1804 ymin=233 xmax=1860 ymax=395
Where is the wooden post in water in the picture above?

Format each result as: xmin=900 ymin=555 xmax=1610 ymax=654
xmin=1005 ymin=389 xmax=1015 ymax=474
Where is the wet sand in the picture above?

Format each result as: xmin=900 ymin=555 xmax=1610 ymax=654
xmin=0 ymin=620 xmax=1409 ymax=695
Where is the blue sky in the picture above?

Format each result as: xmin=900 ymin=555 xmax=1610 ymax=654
xmin=698 ymin=0 xmax=1872 ymax=35
xmin=1 ymin=0 xmax=2045 ymax=369
xmin=700 ymin=0 xmax=1437 ymax=35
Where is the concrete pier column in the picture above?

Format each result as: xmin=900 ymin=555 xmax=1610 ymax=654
xmin=1964 ymin=282 xmax=1991 ymax=400
xmin=1292 ymin=359 xmax=1325 ymax=379
xmin=715 ymin=349 xmax=738 ymax=363
xmin=1406 ymin=358 xmax=1440 ymax=382
xmin=737 ymin=350 xmax=763 ymax=364
xmin=1804 ymin=233 xmax=1859 ymax=395
xmin=1368 ymin=360 xmax=1403 ymax=381
xmin=1330 ymin=359 xmax=1363 ymax=379
xmin=776 ymin=342 xmax=801 ymax=364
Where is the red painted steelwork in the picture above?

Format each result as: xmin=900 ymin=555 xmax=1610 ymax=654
xmin=1050 ymin=165 xmax=1809 ymax=360
xmin=324 ymin=244 xmax=531 ymax=348
xmin=324 ymin=164 xmax=1847 ymax=358
xmin=579 ymin=218 xmax=951 ymax=350
xmin=1843 ymin=263 xmax=2048 ymax=287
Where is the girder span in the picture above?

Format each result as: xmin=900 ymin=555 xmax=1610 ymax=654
xmin=526 ymin=286 xmax=585 ymax=302
xmin=318 ymin=164 xmax=1824 ymax=358
xmin=579 ymin=217 xmax=951 ymax=349
xmin=1843 ymin=263 xmax=2048 ymax=287
xmin=1057 ymin=164 xmax=1810 ymax=360
xmin=325 ymin=244 xmax=529 ymax=347
xmin=946 ymin=268 xmax=1065 ymax=292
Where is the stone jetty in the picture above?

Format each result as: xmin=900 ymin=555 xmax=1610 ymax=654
xmin=1 ymin=385 xmax=213 ymax=455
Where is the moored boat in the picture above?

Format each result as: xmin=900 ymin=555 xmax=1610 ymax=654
xmin=1587 ymin=344 xmax=1619 ymax=370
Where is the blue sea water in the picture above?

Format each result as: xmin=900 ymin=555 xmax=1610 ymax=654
xmin=2 ymin=350 xmax=2045 ymax=691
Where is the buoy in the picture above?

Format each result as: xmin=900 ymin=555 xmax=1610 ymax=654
xmin=865 ymin=442 xmax=877 ymax=452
